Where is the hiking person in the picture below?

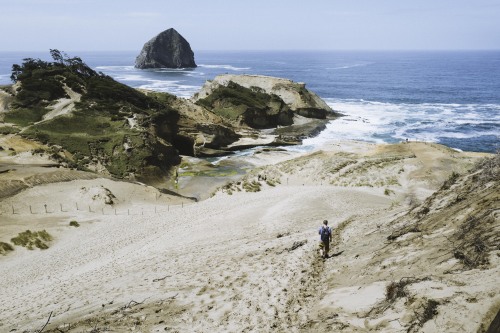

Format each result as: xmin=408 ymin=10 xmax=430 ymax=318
xmin=318 ymin=220 xmax=332 ymax=259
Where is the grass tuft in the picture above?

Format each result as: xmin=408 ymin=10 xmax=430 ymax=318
xmin=0 ymin=242 xmax=14 ymax=255
xmin=441 ymin=171 xmax=460 ymax=190
xmin=69 ymin=220 xmax=80 ymax=227
xmin=242 ymin=180 xmax=261 ymax=192
xmin=385 ymin=280 xmax=410 ymax=302
xmin=407 ymin=299 xmax=440 ymax=333
xmin=11 ymin=230 xmax=53 ymax=250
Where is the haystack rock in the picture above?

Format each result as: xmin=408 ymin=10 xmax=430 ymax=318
xmin=135 ymin=28 xmax=197 ymax=69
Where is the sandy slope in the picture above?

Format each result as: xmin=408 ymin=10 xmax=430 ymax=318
xmin=0 ymin=141 xmax=497 ymax=333
xmin=40 ymin=84 xmax=81 ymax=122
xmin=0 ymin=89 xmax=14 ymax=113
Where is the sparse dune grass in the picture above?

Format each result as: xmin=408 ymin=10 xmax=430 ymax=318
xmin=11 ymin=230 xmax=53 ymax=250
xmin=242 ymin=180 xmax=261 ymax=192
xmin=0 ymin=242 xmax=14 ymax=255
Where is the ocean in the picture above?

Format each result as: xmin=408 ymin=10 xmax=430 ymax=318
xmin=1 ymin=50 xmax=499 ymax=153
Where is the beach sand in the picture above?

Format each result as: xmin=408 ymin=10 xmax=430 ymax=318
xmin=0 ymin=141 xmax=498 ymax=332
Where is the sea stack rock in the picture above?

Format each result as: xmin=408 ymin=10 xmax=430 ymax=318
xmin=135 ymin=28 xmax=197 ymax=69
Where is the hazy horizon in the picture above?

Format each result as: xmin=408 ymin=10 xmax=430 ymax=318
xmin=1 ymin=0 xmax=499 ymax=52
xmin=2 ymin=49 xmax=500 ymax=54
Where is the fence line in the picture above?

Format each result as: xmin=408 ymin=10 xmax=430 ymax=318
xmin=0 ymin=201 xmax=191 ymax=216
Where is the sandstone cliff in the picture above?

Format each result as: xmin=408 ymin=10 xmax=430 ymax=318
xmin=135 ymin=28 xmax=196 ymax=69
xmin=191 ymin=74 xmax=339 ymax=147
xmin=193 ymin=74 xmax=333 ymax=118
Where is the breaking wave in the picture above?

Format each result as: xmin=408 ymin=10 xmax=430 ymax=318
xmin=198 ymin=64 xmax=250 ymax=71
xmin=302 ymin=99 xmax=500 ymax=153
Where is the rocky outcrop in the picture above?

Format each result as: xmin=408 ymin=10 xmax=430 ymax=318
xmin=141 ymin=91 xmax=241 ymax=157
xmin=191 ymin=74 xmax=340 ymax=148
xmin=192 ymin=74 xmax=333 ymax=119
xmin=194 ymin=81 xmax=294 ymax=129
xmin=135 ymin=28 xmax=196 ymax=69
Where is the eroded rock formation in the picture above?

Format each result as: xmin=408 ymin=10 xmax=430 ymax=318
xmin=193 ymin=74 xmax=333 ymax=119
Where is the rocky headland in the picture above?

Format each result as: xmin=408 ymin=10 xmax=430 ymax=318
xmin=193 ymin=74 xmax=333 ymax=119
xmin=0 ymin=51 xmax=336 ymax=187
xmin=135 ymin=28 xmax=197 ymax=69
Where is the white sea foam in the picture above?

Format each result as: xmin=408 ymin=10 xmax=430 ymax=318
xmin=95 ymin=65 xmax=135 ymax=71
xmin=326 ymin=62 xmax=373 ymax=70
xmin=302 ymin=99 xmax=500 ymax=150
xmin=198 ymin=64 xmax=250 ymax=71
xmin=185 ymin=72 xmax=206 ymax=77
xmin=156 ymin=68 xmax=196 ymax=73
xmin=113 ymin=74 xmax=144 ymax=81
xmin=137 ymin=79 xmax=200 ymax=98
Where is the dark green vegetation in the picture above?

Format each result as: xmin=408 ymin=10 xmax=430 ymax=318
xmin=69 ymin=220 xmax=80 ymax=227
xmin=196 ymin=81 xmax=293 ymax=128
xmin=11 ymin=230 xmax=52 ymax=250
xmin=0 ymin=241 xmax=14 ymax=255
xmin=6 ymin=50 xmax=183 ymax=180
xmin=0 ymin=126 xmax=20 ymax=135
xmin=9 ymin=50 xmax=94 ymax=109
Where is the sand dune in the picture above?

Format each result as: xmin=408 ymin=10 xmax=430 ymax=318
xmin=0 ymin=141 xmax=498 ymax=332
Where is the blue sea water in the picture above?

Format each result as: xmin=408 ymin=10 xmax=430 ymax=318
xmin=1 ymin=50 xmax=499 ymax=153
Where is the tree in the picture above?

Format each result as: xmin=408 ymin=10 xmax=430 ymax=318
xmin=10 ymin=64 xmax=22 ymax=82
xmin=50 ymin=49 xmax=64 ymax=64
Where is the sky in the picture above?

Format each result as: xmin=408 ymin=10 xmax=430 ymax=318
xmin=1 ymin=0 xmax=499 ymax=52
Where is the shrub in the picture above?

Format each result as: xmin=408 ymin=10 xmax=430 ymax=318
xmin=420 ymin=299 xmax=439 ymax=324
xmin=385 ymin=280 xmax=409 ymax=302
xmin=407 ymin=299 xmax=439 ymax=333
xmin=0 ymin=126 xmax=20 ymax=135
xmin=384 ymin=188 xmax=395 ymax=196
xmin=0 ymin=242 xmax=14 ymax=255
xmin=471 ymin=152 xmax=500 ymax=185
xmin=242 ymin=180 xmax=261 ymax=192
xmin=4 ymin=107 xmax=50 ymax=127
xmin=11 ymin=229 xmax=52 ymax=250
xmin=441 ymin=171 xmax=460 ymax=190
xmin=69 ymin=221 xmax=80 ymax=227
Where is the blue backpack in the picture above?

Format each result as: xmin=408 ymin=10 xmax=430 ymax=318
xmin=320 ymin=226 xmax=331 ymax=242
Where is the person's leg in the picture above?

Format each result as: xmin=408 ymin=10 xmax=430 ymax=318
xmin=324 ymin=241 xmax=329 ymax=258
